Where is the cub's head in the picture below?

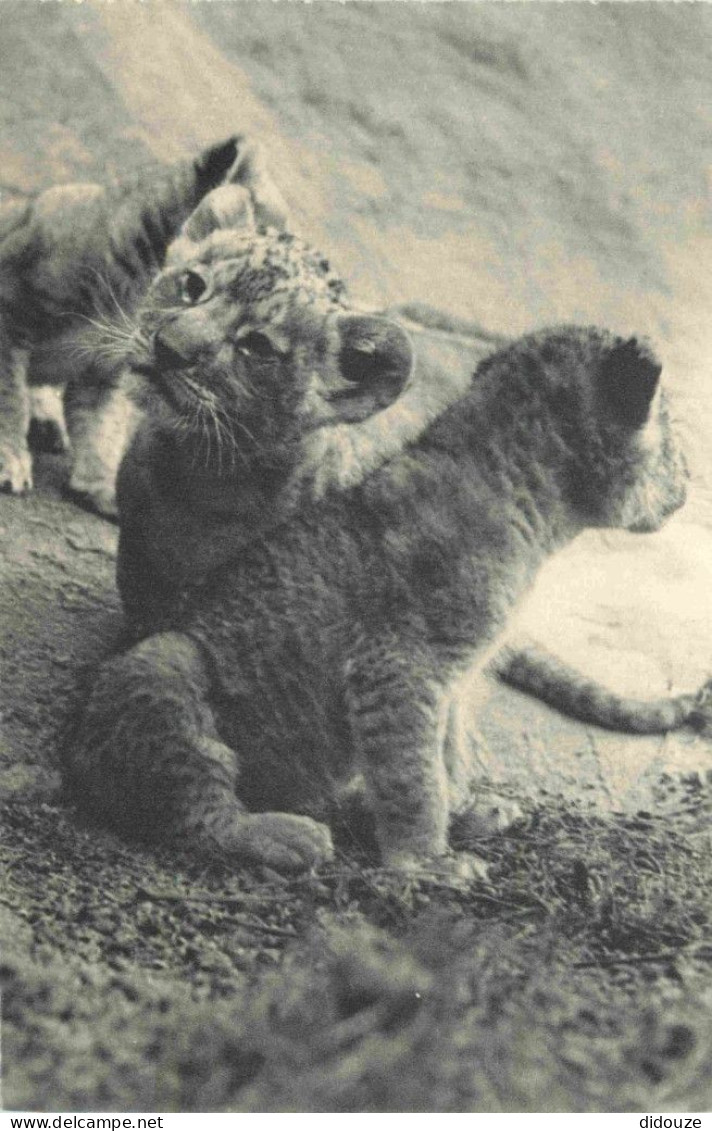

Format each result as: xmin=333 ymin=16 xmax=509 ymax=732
xmin=494 ymin=326 xmax=687 ymax=535
xmin=125 ymin=186 xmax=413 ymax=478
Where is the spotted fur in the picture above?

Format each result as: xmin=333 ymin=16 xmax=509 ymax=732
xmin=0 ymin=134 xmax=285 ymax=512
xmin=115 ymin=196 xmax=415 ymax=634
xmin=66 ymin=324 xmax=688 ymax=877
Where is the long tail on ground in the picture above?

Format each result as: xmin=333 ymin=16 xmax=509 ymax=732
xmin=492 ymin=640 xmax=705 ymax=735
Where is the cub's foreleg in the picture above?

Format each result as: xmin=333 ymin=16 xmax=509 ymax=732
xmin=66 ymin=380 xmax=141 ymax=518
xmin=116 ymin=513 xmax=181 ymax=640
xmin=28 ymin=385 xmax=71 ymax=454
xmin=0 ymin=323 xmax=32 ymax=493
xmin=345 ymin=633 xmax=485 ymax=880
xmin=65 ymin=633 xmax=333 ymax=873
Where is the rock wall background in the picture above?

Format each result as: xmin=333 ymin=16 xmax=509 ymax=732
xmin=1 ymin=3 xmax=711 ymax=1111
xmin=1 ymin=0 xmax=710 ymax=807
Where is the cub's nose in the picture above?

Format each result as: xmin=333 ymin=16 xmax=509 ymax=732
xmin=152 ymin=328 xmax=193 ymax=371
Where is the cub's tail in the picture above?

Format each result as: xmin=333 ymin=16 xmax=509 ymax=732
xmin=492 ymin=640 xmax=710 ymax=736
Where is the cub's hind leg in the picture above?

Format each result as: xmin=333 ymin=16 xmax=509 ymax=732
xmin=65 ymin=632 xmax=333 ymax=873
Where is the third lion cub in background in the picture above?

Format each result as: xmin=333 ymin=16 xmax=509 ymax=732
xmin=0 ymin=135 xmax=285 ymax=512
xmin=66 ymin=322 xmax=688 ymax=876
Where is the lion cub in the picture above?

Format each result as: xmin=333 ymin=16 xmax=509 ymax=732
xmin=66 ymin=324 xmax=687 ymax=875
xmin=0 ymin=135 xmax=285 ymax=512
xmin=116 ymin=288 xmax=497 ymax=634
xmin=113 ymin=180 xmax=425 ymax=636
xmin=117 ymin=261 xmax=708 ymax=741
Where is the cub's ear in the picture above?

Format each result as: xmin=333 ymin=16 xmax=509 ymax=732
xmin=193 ymin=135 xmax=289 ymax=230
xmin=193 ymin=135 xmax=244 ymax=193
xmin=329 ymin=315 xmax=413 ymax=423
xmin=181 ymin=184 xmax=256 ymax=243
xmin=166 ymin=184 xmax=257 ymax=265
xmin=0 ymin=199 xmax=38 ymax=268
xmin=0 ymin=196 xmax=33 ymax=246
xmin=168 ymin=140 xmax=288 ymax=264
xmin=228 ymin=140 xmax=291 ymax=232
xmin=599 ymin=337 xmax=662 ymax=427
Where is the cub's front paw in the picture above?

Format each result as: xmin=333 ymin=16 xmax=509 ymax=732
xmin=236 ymin=812 xmax=335 ymax=874
xmin=68 ymin=475 xmax=118 ymax=519
xmin=0 ymin=440 xmax=33 ymax=494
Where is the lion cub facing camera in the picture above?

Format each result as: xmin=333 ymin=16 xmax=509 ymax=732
xmin=0 ymin=135 xmax=286 ymax=512
xmin=65 ymin=324 xmax=687 ymax=876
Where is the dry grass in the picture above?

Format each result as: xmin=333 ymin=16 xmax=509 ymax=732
xmin=3 ymin=774 xmax=712 ymax=1112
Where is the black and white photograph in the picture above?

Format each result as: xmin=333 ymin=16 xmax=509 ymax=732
xmin=0 ymin=0 xmax=711 ymax=1115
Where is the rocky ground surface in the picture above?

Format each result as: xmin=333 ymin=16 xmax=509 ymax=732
xmin=1 ymin=1 xmax=711 ymax=1112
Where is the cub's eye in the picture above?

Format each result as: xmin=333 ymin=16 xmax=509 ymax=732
xmin=178 ymin=269 xmax=210 ymax=305
xmin=237 ymin=331 xmax=276 ymax=360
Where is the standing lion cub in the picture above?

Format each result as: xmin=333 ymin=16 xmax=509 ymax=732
xmin=0 ymin=134 xmax=286 ymax=513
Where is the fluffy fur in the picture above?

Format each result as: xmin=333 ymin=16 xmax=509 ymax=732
xmin=117 ymin=260 xmax=709 ymax=739
xmin=114 ymin=186 xmax=416 ymax=633
xmin=0 ymin=134 xmax=286 ymax=512
xmin=116 ymin=278 xmax=496 ymax=634
xmin=65 ymin=324 xmax=688 ymax=876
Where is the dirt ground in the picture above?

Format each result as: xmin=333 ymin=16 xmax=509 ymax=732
xmin=1 ymin=1 xmax=712 ymax=1113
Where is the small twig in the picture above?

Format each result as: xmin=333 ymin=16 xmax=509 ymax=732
xmin=64 ymin=534 xmax=113 ymax=557
xmin=222 ymin=915 xmax=298 ymax=939
xmin=133 ymin=885 xmax=274 ymax=907
xmin=574 ymin=947 xmax=712 ymax=970
xmin=472 ymin=890 xmax=548 ymax=914
xmin=131 ymin=886 xmax=298 ymax=938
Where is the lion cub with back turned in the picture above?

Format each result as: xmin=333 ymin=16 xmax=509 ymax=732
xmin=115 ymin=218 xmax=707 ymax=742
xmin=67 ymin=313 xmax=687 ymax=875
